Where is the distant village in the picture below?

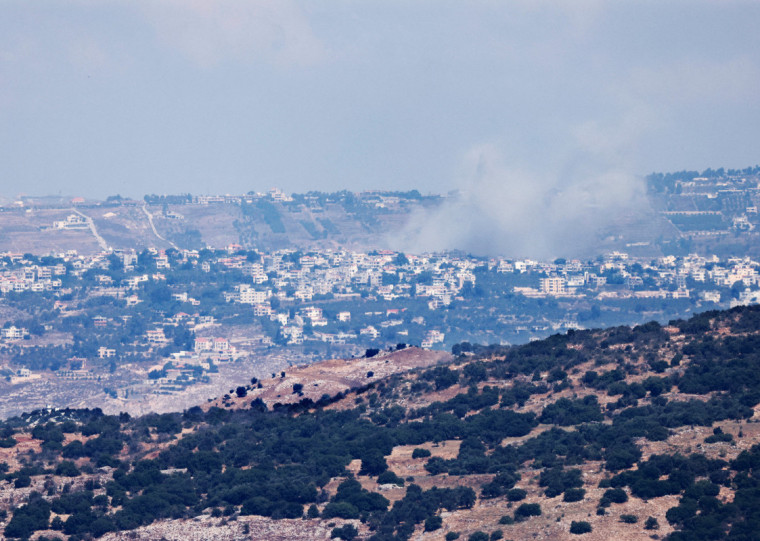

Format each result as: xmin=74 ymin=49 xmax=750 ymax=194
xmin=0 ymin=168 xmax=758 ymax=403
xmin=0 ymin=242 xmax=757 ymax=401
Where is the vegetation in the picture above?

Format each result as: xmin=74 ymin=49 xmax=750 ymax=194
xmin=2 ymin=306 xmax=760 ymax=539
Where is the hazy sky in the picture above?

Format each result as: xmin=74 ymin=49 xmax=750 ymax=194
xmin=1 ymin=0 xmax=759 ymax=199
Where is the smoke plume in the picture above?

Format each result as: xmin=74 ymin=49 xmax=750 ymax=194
xmin=392 ymin=144 xmax=648 ymax=259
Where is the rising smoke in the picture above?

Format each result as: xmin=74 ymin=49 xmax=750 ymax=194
xmin=391 ymin=144 xmax=649 ymax=259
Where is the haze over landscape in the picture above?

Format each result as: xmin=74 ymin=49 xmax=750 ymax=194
xmin=3 ymin=2 xmax=759 ymax=206
xmin=1 ymin=3 xmax=760 ymax=541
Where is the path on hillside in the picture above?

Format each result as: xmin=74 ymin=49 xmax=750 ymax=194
xmin=72 ymin=209 xmax=109 ymax=251
xmin=142 ymin=204 xmax=179 ymax=250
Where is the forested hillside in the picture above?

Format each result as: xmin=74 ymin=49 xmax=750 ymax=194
xmin=3 ymin=306 xmax=760 ymax=540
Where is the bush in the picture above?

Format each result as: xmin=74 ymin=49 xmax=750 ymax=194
xmin=468 ymin=532 xmax=489 ymax=541
xmin=570 ymin=521 xmax=592 ymax=534
xmin=514 ymin=503 xmax=541 ymax=520
xmin=331 ymin=523 xmax=358 ymax=540
xmin=563 ymin=488 xmax=585 ymax=502
xmin=376 ymin=470 xmax=404 ymax=486
xmin=445 ymin=533 xmax=460 ymax=541
xmin=644 ymin=516 xmax=659 ymax=530
xmin=55 ymin=460 xmax=80 ymax=477
xmin=421 ymin=366 xmax=460 ymax=391
xmin=4 ymin=500 xmax=51 ymax=538
xmin=498 ymin=515 xmax=514 ymax=525
xmin=620 ymin=514 xmax=638 ymax=524
xmin=322 ymin=502 xmax=360 ymax=520
xmin=0 ymin=437 xmax=17 ymax=448
xmin=14 ymin=474 xmax=31 ymax=488
xmin=424 ymin=515 xmax=442 ymax=531
xmin=506 ymin=488 xmax=527 ymax=501
xmin=412 ymin=448 xmax=431 ymax=459
xmin=601 ymin=487 xmax=628 ymax=505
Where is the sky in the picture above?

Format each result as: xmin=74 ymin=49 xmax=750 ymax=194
xmin=1 ymin=0 xmax=759 ymax=202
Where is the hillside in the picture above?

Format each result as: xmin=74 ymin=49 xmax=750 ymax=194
xmin=0 ymin=193 xmax=441 ymax=255
xmin=1 ymin=306 xmax=760 ymax=539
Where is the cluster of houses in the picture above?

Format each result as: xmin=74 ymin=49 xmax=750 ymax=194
xmin=3 ymin=245 xmax=760 ymax=354
xmin=2 ymin=244 xmax=760 ymax=397
xmin=0 ymin=260 xmax=65 ymax=293
xmin=513 ymin=252 xmax=760 ymax=306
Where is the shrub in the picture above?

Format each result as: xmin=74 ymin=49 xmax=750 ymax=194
xmin=563 ymin=488 xmax=585 ymax=502
xmin=506 ymin=488 xmax=527 ymax=501
xmin=644 ymin=516 xmax=659 ymax=530
xmin=412 ymin=448 xmax=432 ymax=459
xmin=376 ymin=470 xmax=404 ymax=486
xmin=620 ymin=514 xmax=638 ymax=524
xmin=514 ymin=503 xmax=541 ymax=520
xmin=601 ymin=487 xmax=628 ymax=505
xmin=445 ymin=533 xmax=460 ymax=541
xmin=4 ymin=500 xmax=51 ymax=538
xmin=55 ymin=460 xmax=80 ymax=477
xmin=468 ymin=532 xmax=489 ymax=541
xmin=570 ymin=521 xmax=592 ymax=534
xmin=424 ymin=515 xmax=443 ymax=531
xmin=331 ymin=523 xmax=358 ymax=540
xmin=322 ymin=502 xmax=360 ymax=519
xmin=14 ymin=474 xmax=31 ymax=488
xmin=498 ymin=515 xmax=514 ymax=525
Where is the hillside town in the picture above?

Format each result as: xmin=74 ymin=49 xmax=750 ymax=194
xmin=0 ymin=242 xmax=758 ymax=406
xmin=0 ymin=170 xmax=758 ymax=408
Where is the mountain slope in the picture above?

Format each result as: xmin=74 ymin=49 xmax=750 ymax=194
xmin=2 ymin=306 xmax=760 ymax=540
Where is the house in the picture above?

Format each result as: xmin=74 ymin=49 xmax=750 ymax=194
xmin=213 ymin=338 xmax=230 ymax=353
xmin=294 ymin=288 xmax=313 ymax=301
xmin=98 ymin=347 xmax=116 ymax=358
xmin=540 ymin=277 xmax=567 ymax=295
xmin=156 ymin=254 xmax=170 ymax=269
xmin=53 ymin=214 xmax=88 ymax=230
xmin=1 ymin=326 xmax=28 ymax=340
xmin=282 ymin=326 xmax=304 ymax=345
xmin=360 ymin=326 xmax=379 ymax=339
xmin=146 ymin=329 xmax=167 ymax=344
xmin=238 ymin=285 xmax=268 ymax=304
xmin=701 ymin=291 xmax=722 ymax=303
xmin=422 ymin=330 xmax=445 ymax=349
xmin=194 ymin=337 xmax=213 ymax=353
xmin=671 ymin=288 xmax=690 ymax=299
xmin=253 ymin=304 xmax=272 ymax=317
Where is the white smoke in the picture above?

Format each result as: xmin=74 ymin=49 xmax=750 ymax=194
xmin=392 ymin=143 xmax=648 ymax=259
